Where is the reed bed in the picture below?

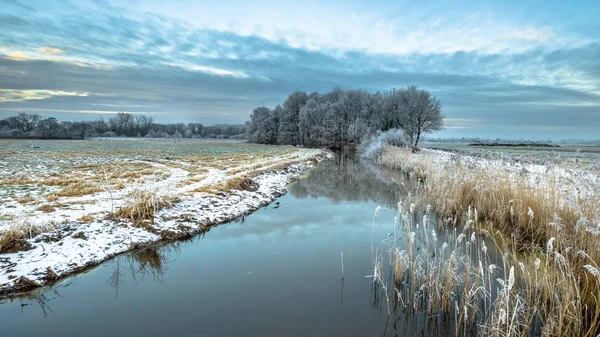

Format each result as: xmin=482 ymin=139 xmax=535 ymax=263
xmin=371 ymin=146 xmax=600 ymax=336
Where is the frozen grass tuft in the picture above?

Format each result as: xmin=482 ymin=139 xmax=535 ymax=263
xmin=112 ymin=188 xmax=181 ymax=227
xmin=0 ymin=219 xmax=54 ymax=254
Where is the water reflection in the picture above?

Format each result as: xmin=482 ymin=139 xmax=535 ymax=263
xmin=289 ymin=153 xmax=417 ymax=208
xmin=107 ymin=244 xmax=180 ymax=298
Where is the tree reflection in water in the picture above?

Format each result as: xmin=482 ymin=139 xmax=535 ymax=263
xmin=108 ymin=242 xmax=184 ymax=298
xmin=289 ymin=152 xmax=417 ymax=208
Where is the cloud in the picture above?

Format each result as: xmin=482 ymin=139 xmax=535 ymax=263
xmin=0 ymin=89 xmax=88 ymax=102
xmin=38 ymin=47 xmax=64 ymax=54
xmin=509 ymin=27 xmax=554 ymax=42
xmin=4 ymin=51 xmax=31 ymax=61
xmin=162 ymin=62 xmax=249 ymax=78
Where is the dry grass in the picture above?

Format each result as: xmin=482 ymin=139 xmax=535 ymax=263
xmin=56 ymin=182 xmax=103 ymax=197
xmin=191 ymin=175 xmax=259 ymax=194
xmin=192 ymin=185 xmax=220 ymax=194
xmin=36 ymin=204 xmax=57 ymax=213
xmin=78 ymin=214 xmax=94 ymax=223
xmin=219 ymin=176 xmax=258 ymax=192
xmin=112 ymin=188 xmax=181 ymax=227
xmin=17 ymin=195 xmax=36 ymax=205
xmin=378 ymin=146 xmax=600 ymax=337
xmin=45 ymin=193 xmax=59 ymax=202
xmin=0 ymin=219 xmax=52 ymax=254
xmin=0 ymin=176 xmax=37 ymax=186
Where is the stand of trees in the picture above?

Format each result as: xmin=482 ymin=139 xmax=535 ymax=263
xmin=247 ymin=86 xmax=444 ymax=148
xmin=0 ymin=112 xmax=247 ymax=139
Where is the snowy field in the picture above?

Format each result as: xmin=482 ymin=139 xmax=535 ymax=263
xmin=422 ymin=141 xmax=600 ymax=166
xmin=0 ymin=139 xmax=329 ymax=294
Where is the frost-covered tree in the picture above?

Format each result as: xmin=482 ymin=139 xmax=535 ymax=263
xmin=247 ymin=86 xmax=443 ymax=148
xmin=278 ymin=91 xmax=308 ymax=145
xmin=248 ymin=106 xmax=275 ymax=144
xmin=403 ymin=86 xmax=444 ymax=147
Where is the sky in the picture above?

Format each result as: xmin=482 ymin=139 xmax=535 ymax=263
xmin=1 ymin=0 xmax=599 ymax=140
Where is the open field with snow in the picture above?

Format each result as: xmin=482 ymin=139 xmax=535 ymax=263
xmin=423 ymin=141 xmax=600 ymax=166
xmin=0 ymin=139 xmax=329 ymax=294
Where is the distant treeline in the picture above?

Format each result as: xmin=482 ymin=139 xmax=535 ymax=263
xmin=468 ymin=142 xmax=560 ymax=148
xmin=425 ymin=137 xmax=600 ymax=146
xmin=0 ymin=112 xmax=247 ymax=139
xmin=247 ymin=86 xmax=444 ymax=148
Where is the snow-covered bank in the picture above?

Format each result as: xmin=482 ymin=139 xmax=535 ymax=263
xmin=0 ymin=143 xmax=331 ymax=295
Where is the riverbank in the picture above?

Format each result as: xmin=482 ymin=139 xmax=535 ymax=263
xmin=377 ymin=145 xmax=600 ymax=336
xmin=0 ymin=139 xmax=331 ymax=295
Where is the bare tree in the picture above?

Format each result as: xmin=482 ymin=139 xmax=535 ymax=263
xmin=403 ymin=86 xmax=444 ymax=147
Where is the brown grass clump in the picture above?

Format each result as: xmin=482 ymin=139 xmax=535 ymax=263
xmin=17 ymin=195 xmax=37 ymax=205
xmin=56 ymin=182 xmax=102 ymax=197
xmin=36 ymin=204 xmax=57 ymax=213
xmin=113 ymin=189 xmax=181 ymax=227
xmin=0 ymin=214 xmax=15 ymax=221
xmin=192 ymin=185 xmax=219 ymax=194
xmin=0 ymin=232 xmax=33 ymax=254
xmin=220 ymin=176 xmax=258 ymax=192
xmin=0 ymin=219 xmax=49 ymax=254
xmin=0 ymin=176 xmax=37 ymax=186
xmin=45 ymin=193 xmax=59 ymax=202
xmin=43 ymin=177 xmax=80 ymax=186
xmin=78 ymin=214 xmax=94 ymax=223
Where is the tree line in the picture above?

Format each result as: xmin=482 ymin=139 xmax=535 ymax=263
xmin=247 ymin=86 xmax=444 ymax=148
xmin=0 ymin=112 xmax=247 ymax=139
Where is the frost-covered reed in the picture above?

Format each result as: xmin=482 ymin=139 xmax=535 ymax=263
xmin=368 ymin=143 xmax=600 ymax=337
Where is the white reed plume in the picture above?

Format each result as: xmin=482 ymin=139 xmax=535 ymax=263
xmin=507 ymin=266 xmax=515 ymax=290
xmin=534 ymin=258 xmax=541 ymax=270
xmin=431 ymin=230 xmax=437 ymax=243
xmin=553 ymin=252 xmax=568 ymax=268
xmin=482 ymin=242 xmax=488 ymax=255
xmin=375 ymin=206 xmax=382 ymax=217
xmin=409 ymin=203 xmax=415 ymax=214
xmin=465 ymin=220 xmax=474 ymax=231
xmin=470 ymin=232 xmax=476 ymax=243
xmin=499 ymin=308 xmax=507 ymax=324
xmin=584 ymin=265 xmax=600 ymax=283
xmin=547 ymin=237 xmax=555 ymax=255
xmin=457 ymin=233 xmax=466 ymax=244
xmin=527 ymin=207 xmax=534 ymax=220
